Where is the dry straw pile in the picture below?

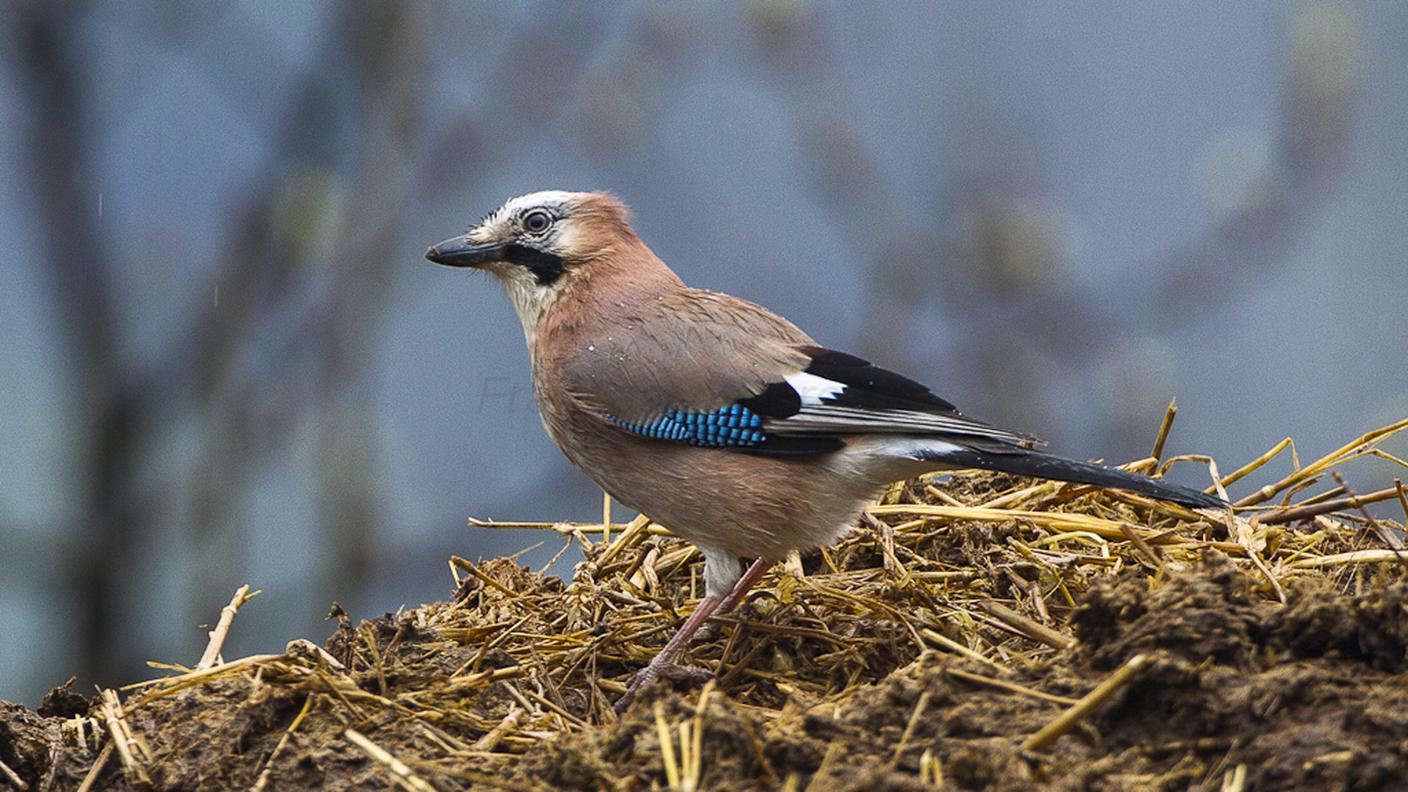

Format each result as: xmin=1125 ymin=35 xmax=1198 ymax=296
xmin=4 ymin=413 xmax=1408 ymax=790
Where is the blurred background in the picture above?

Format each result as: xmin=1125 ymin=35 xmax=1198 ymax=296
xmin=2 ymin=1 xmax=1405 ymax=705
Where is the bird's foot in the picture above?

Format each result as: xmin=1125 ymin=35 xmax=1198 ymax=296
xmin=614 ymin=661 xmax=714 ymax=715
xmin=693 ymin=601 xmax=756 ymax=643
xmin=693 ymin=621 xmax=723 ymax=643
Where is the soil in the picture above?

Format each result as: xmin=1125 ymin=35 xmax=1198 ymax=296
xmin=4 ymin=496 xmax=1408 ymax=790
xmin=529 ymin=554 xmax=1408 ymax=791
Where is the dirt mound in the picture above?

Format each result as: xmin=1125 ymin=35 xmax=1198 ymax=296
xmin=527 ymin=554 xmax=1408 ymax=791
xmin=3 ymin=421 xmax=1407 ymax=790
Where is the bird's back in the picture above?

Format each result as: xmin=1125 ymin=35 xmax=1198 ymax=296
xmin=532 ymin=245 xmax=817 ymax=419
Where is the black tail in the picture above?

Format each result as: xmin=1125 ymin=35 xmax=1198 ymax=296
xmin=918 ymin=446 xmax=1225 ymax=510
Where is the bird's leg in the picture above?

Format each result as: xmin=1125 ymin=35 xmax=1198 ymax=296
xmin=695 ymin=558 xmax=776 ymax=641
xmin=616 ymin=594 xmax=723 ymax=713
xmin=716 ymin=558 xmax=775 ymax=616
xmin=616 ymin=559 xmax=776 ymax=713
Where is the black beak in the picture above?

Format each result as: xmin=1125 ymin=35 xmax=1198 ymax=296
xmin=425 ymin=235 xmax=505 ymax=268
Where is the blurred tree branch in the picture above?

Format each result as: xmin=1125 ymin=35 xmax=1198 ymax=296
xmin=13 ymin=0 xmax=141 ymax=686
xmin=6 ymin=0 xmax=433 ymax=686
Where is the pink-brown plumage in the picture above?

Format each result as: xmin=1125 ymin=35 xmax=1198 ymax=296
xmin=521 ymin=199 xmax=895 ymax=593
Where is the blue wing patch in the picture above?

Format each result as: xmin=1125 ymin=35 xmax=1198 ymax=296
xmin=610 ymin=403 xmax=767 ymax=448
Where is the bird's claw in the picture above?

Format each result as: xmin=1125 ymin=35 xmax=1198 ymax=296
xmin=656 ymin=664 xmax=715 ymax=684
xmin=696 ymin=601 xmax=757 ymax=643
xmin=693 ymin=622 xmax=723 ymax=643
xmin=614 ymin=662 xmax=714 ymax=714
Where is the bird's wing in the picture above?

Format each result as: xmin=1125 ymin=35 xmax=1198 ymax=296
xmin=558 ymin=290 xmax=1032 ymax=457
xmin=758 ymin=347 xmax=1035 ymax=448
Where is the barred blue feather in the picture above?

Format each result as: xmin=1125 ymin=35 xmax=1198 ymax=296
xmin=610 ymin=403 xmax=767 ymax=448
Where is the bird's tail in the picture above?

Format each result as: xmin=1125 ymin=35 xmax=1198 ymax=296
xmin=914 ymin=444 xmax=1225 ymax=510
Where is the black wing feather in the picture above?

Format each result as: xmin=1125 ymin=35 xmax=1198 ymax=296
xmin=801 ymin=347 xmax=958 ymax=412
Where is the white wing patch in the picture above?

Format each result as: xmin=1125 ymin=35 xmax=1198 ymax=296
xmin=783 ymin=372 xmax=846 ymax=406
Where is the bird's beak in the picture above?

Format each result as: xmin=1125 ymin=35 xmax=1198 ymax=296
xmin=425 ymin=235 xmax=506 ymax=268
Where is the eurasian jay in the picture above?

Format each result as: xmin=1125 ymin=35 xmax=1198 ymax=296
xmin=427 ymin=190 xmax=1223 ymax=708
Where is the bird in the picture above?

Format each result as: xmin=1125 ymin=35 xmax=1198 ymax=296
xmin=426 ymin=190 xmax=1224 ymax=710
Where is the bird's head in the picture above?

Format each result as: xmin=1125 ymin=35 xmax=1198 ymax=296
xmin=427 ymin=190 xmax=654 ymax=332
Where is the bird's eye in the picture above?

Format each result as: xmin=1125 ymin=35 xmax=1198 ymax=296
xmin=523 ymin=210 xmax=553 ymax=234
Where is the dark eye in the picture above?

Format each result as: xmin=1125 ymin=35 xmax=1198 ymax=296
xmin=523 ymin=210 xmax=552 ymax=234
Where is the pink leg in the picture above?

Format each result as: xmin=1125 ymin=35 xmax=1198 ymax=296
xmin=649 ymin=595 xmax=725 ymax=669
xmin=615 ymin=559 xmax=776 ymax=713
xmin=691 ymin=558 xmax=777 ymax=644
xmin=615 ymin=594 xmax=723 ymax=713
xmin=717 ymin=558 xmax=775 ymax=616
